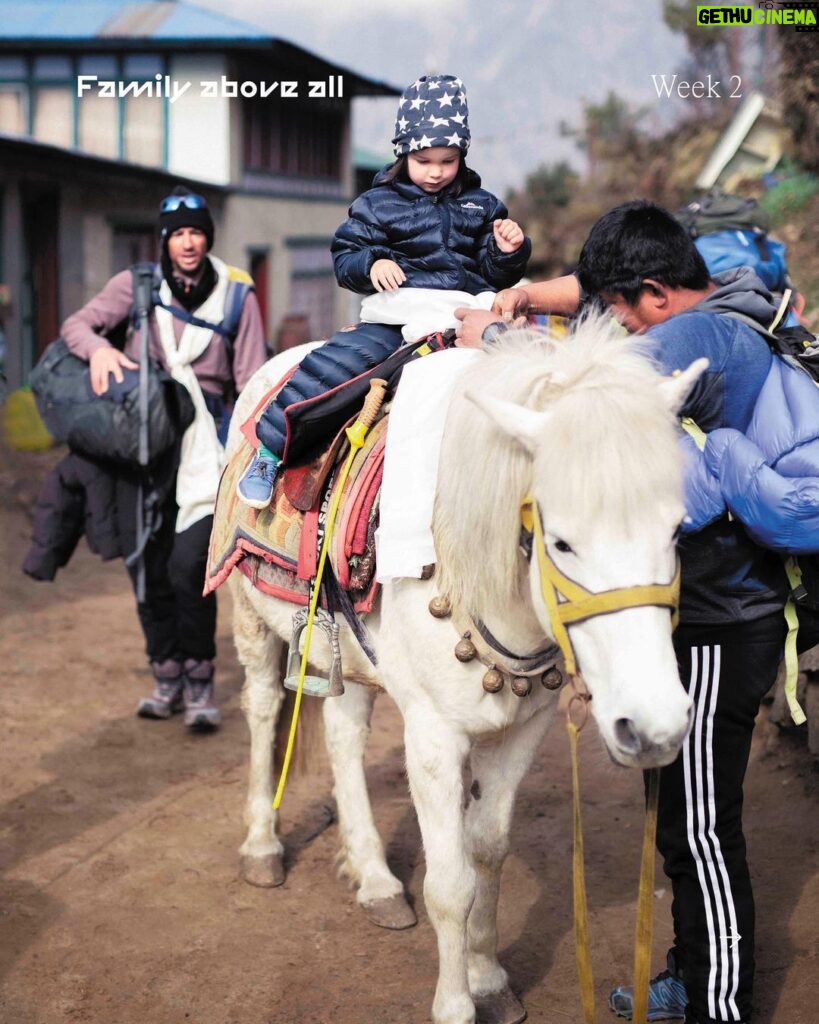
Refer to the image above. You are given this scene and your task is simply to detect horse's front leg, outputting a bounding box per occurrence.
[231,579,286,887]
[404,706,475,1024]
[322,683,415,929]
[465,707,555,1024]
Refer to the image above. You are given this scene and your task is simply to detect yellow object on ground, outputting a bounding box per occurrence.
[2,387,54,451]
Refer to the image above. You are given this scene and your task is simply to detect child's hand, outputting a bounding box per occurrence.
[493,219,525,253]
[370,259,406,292]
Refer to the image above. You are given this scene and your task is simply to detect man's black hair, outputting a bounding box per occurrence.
[577,200,711,304]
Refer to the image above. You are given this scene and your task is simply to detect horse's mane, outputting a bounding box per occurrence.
[432,316,684,619]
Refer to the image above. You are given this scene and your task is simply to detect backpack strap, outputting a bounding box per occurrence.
[152,300,240,339]
[722,291,792,336]
[134,261,254,376]
[769,288,793,332]
[680,417,707,451]
[721,304,819,384]
[782,558,808,726]
[722,309,780,341]
[219,266,255,372]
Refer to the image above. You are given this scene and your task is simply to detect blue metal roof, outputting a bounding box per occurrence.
[0,1,274,41]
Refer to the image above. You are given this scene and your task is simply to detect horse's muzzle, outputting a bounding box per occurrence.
[608,702,693,768]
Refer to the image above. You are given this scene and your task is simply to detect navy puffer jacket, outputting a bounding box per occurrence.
[22,452,122,580]
[331,167,531,296]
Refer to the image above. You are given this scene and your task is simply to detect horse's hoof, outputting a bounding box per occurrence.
[361,894,417,930]
[240,852,285,888]
[474,987,526,1024]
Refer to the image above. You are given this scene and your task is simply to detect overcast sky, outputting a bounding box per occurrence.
[194,0,713,197]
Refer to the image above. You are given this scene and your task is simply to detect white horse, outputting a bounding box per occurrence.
[226,320,705,1024]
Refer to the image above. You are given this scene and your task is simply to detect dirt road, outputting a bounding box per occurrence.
[1,445,817,1024]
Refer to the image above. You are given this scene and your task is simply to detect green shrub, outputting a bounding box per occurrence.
[760,170,819,225]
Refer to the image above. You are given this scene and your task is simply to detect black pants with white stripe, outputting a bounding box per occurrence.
[655,612,786,1024]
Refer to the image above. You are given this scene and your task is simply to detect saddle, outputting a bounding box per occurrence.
[205,330,453,612]
[205,408,386,614]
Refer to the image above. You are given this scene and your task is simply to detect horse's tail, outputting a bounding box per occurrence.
[273,657,325,780]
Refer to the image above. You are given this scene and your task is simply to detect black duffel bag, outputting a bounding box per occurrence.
[30,337,195,466]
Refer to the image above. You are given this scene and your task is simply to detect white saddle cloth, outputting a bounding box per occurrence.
[375,347,481,582]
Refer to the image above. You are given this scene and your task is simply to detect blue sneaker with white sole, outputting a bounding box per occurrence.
[609,952,688,1021]
[237,451,281,509]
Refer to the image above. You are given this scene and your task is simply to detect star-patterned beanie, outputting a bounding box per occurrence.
[392,74,470,156]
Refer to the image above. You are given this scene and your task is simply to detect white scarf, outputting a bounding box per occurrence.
[155,256,229,533]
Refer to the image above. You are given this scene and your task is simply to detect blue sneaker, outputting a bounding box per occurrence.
[609,960,688,1021]
[236,451,280,509]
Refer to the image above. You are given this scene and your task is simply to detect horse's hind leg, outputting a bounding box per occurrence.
[231,578,286,887]
[322,683,416,929]
[465,710,553,1024]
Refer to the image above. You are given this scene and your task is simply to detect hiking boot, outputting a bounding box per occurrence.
[182,658,221,731]
[137,659,184,720]
[236,451,280,509]
[609,950,688,1021]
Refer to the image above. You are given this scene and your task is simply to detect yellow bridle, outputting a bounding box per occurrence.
[520,495,680,678]
[522,493,679,1024]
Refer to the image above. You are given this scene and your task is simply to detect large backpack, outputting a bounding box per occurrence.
[676,191,790,295]
[29,337,195,466]
[30,261,254,465]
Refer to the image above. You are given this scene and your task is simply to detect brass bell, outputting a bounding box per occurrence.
[541,667,563,691]
[455,631,477,663]
[421,564,436,580]
[428,595,452,619]
[482,667,504,693]
[511,676,532,697]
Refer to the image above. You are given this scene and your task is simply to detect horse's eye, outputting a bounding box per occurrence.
[555,539,573,554]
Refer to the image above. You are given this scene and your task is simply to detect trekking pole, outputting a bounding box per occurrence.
[133,270,154,601]
[273,378,388,810]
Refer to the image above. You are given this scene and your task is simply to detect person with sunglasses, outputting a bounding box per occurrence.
[60,186,267,730]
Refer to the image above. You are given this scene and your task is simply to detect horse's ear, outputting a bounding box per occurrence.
[465,390,549,454]
[658,357,709,414]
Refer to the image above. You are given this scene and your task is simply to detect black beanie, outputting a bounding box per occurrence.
[158,188,215,251]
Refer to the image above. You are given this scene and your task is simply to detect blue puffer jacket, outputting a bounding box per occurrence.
[331,166,531,296]
[701,358,819,553]
[646,268,791,624]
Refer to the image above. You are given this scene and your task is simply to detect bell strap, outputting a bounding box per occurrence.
[471,615,561,675]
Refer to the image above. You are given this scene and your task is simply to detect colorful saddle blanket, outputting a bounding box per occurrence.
[206,330,455,610]
[205,403,386,613]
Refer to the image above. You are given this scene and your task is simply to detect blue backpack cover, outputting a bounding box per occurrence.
[694,230,789,294]
[676,191,790,295]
